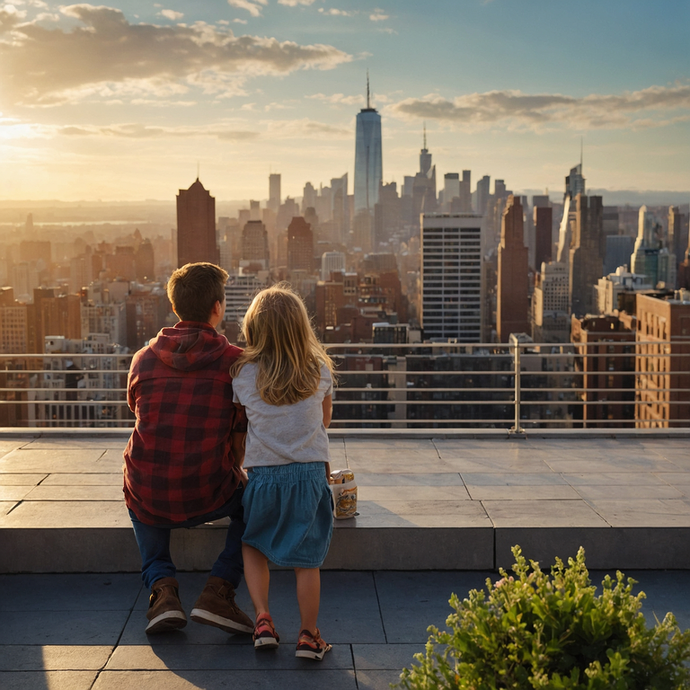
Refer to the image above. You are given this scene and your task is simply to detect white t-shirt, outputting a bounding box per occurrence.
[232,362,332,468]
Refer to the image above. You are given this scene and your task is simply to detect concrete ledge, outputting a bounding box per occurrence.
[495,527,690,570]
[3,434,690,573]
[0,523,496,573]
[5,523,690,573]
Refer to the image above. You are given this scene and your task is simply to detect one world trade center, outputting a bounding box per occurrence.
[354,76,382,251]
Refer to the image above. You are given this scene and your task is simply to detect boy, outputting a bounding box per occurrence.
[123,262,253,635]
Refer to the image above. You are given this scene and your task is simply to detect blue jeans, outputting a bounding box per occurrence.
[129,484,245,590]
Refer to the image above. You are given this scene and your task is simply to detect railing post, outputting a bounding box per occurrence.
[510,333,526,436]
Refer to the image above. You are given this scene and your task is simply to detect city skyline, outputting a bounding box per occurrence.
[0,0,689,201]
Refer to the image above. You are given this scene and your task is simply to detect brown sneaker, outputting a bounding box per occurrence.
[145,577,187,634]
[190,576,254,634]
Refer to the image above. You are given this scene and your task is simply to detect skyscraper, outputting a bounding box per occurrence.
[531,262,570,343]
[631,206,676,288]
[287,217,314,273]
[556,159,586,264]
[534,204,553,272]
[411,127,437,218]
[497,196,530,342]
[443,173,460,211]
[475,175,490,217]
[268,174,281,213]
[354,76,382,251]
[669,206,688,287]
[421,213,484,342]
[240,220,269,270]
[569,195,603,317]
[176,178,219,268]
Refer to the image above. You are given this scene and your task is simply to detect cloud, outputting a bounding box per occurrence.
[264,117,350,139]
[278,0,317,5]
[318,7,356,16]
[8,0,47,7]
[58,122,260,140]
[233,18,248,24]
[309,92,364,106]
[389,84,690,131]
[227,0,267,17]
[0,4,352,106]
[369,8,388,21]
[9,116,348,142]
[159,9,183,20]
[0,4,26,33]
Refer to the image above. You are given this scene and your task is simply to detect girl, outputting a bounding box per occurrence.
[230,284,335,661]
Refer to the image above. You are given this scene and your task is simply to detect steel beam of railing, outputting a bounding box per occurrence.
[1,340,688,430]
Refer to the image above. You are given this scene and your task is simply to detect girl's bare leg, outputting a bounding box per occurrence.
[242,544,270,618]
[294,567,321,633]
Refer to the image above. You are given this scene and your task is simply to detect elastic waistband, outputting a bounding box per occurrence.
[248,462,327,480]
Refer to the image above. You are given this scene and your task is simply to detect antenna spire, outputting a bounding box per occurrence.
[423,122,427,150]
[366,70,370,109]
[196,161,200,181]
[580,136,583,170]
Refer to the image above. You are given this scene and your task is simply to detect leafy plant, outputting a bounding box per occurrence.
[397,546,690,689]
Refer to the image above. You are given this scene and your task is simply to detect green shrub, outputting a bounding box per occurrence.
[397,546,690,690]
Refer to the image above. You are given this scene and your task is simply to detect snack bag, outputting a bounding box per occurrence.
[329,469,357,520]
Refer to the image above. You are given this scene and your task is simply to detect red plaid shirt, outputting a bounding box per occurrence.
[123,322,246,525]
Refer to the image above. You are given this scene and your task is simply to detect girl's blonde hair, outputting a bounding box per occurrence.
[231,284,334,406]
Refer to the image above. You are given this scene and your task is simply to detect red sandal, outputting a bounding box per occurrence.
[253,613,280,650]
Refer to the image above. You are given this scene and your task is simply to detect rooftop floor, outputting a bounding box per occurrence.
[1,431,690,689]
[2,568,690,689]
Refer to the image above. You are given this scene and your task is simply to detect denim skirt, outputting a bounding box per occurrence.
[242,462,334,568]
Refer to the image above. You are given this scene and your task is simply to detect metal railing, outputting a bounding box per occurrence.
[0,339,688,430]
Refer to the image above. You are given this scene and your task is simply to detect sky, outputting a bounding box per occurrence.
[0,0,689,202]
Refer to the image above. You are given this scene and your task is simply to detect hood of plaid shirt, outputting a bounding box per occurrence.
[148,321,229,372]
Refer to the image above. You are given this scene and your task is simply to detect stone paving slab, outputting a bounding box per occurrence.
[352,643,425,670]
[355,472,465,486]
[466,484,582,500]
[545,457,678,474]
[585,498,690,527]
[105,644,355,670]
[573,484,685,500]
[0,485,34,501]
[0,670,99,690]
[0,473,46,485]
[22,438,127,450]
[563,471,675,486]
[0,573,141,611]
[0,440,34,457]
[40,473,123,486]
[482,498,610,528]
[0,448,107,473]
[374,571,489,644]
[0,499,130,528]
[25,485,125,501]
[357,485,469,501]
[356,670,402,690]
[92,670,359,689]
[0,610,133,646]
[0,646,113,671]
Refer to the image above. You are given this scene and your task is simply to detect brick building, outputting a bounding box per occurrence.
[635,292,690,428]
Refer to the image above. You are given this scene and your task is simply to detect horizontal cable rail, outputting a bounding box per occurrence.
[1,340,688,430]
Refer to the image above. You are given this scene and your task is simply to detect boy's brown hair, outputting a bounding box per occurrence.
[167,262,228,323]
